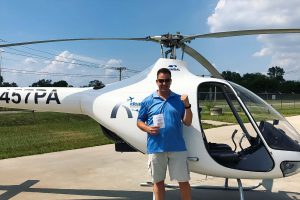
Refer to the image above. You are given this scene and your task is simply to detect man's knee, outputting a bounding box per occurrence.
[179,181,190,188]
[154,180,165,187]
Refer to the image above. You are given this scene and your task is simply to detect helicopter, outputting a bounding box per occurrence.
[0,29,300,200]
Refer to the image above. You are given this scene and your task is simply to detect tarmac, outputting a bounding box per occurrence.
[0,116,299,200]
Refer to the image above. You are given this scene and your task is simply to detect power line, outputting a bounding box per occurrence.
[3,48,141,73]
[1,67,122,78]
[3,50,107,69]
[1,38,141,73]
[21,46,105,66]
[0,38,141,81]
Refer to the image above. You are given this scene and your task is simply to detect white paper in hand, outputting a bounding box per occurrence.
[153,114,165,128]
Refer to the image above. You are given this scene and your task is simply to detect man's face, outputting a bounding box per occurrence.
[156,73,172,92]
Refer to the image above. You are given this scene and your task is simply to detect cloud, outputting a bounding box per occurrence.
[2,49,124,86]
[208,0,300,32]
[39,52,124,86]
[24,57,38,65]
[253,47,272,57]
[42,51,74,73]
[208,0,300,80]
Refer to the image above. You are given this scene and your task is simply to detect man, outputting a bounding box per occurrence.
[137,68,193,200]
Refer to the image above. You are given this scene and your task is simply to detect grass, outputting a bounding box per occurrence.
[277,107,300,116]
[201,112,248,123]
[0,106,300,159]
[200,107,300,130]
[0,112,112,159]
[202,107,300,122]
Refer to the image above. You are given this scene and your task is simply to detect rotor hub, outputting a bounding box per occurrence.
[160,33,184,49]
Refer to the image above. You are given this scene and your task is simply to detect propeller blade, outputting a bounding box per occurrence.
[0,37,151,48]
[182,28,300,43]
[182,44,223,79]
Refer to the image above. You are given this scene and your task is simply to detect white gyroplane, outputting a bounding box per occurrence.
[0,29,300,200]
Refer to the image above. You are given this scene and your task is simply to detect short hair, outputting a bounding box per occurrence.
[157,68,171,78]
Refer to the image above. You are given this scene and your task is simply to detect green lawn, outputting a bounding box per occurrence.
[201,107,300,123]
[0,112,112,159]
[0,106,300,159]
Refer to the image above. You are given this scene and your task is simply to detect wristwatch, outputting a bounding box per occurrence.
[185,104,191,109]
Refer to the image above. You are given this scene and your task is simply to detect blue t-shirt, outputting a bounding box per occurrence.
[137,91,186,154]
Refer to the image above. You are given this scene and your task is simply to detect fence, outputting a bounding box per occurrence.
[257,93,300,109]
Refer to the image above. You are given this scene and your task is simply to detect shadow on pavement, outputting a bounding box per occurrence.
[0,180,298,200]
[0,180,152,200]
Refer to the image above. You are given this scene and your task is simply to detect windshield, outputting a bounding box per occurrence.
[230,82,300,151]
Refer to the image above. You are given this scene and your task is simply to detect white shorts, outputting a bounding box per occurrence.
[148,151,190,183]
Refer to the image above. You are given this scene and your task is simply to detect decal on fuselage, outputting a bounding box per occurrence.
[0,89,61,104]
[111,96,141,119]
[168,64,180,71]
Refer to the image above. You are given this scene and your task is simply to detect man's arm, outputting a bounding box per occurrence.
[181,95,193,126]
[183,107,193,126]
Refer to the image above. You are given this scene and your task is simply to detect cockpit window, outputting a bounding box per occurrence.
[230,82,300,152]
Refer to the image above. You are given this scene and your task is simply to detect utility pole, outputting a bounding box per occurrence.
[112,67,127,81]
[0,49,3,78]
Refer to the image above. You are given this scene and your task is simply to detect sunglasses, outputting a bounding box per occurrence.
[157,79,171,83]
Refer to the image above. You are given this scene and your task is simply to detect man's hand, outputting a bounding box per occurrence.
[181,95,190,107]
[148,126,160,135]
[181,94,193,126]
[137,121,160,135]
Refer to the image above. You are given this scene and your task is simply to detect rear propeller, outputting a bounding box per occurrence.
[1,28,300,78]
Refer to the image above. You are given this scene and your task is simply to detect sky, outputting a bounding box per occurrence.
[0,0,300,87]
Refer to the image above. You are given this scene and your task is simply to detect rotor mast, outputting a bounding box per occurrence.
[159,32,184,60]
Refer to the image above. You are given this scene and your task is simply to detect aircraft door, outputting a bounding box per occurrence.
[198,82,274,172]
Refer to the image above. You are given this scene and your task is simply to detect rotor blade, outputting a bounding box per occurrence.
[182,44,223,79]
[182,28,300,43]
[0,37,151,48]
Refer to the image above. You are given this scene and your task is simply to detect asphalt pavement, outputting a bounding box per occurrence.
[0,116,299,200]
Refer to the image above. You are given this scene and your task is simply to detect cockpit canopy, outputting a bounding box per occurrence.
[231,82,300,152]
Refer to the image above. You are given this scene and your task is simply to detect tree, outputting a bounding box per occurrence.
[53,80,68,87]
[87,80,105,89]
[1,82,18,87]
[267,66,285,82]
[0,75,18,87]
[241,73,279,93]
[280,81,300,93]
[222,71,242,84]
[31,79,53,87]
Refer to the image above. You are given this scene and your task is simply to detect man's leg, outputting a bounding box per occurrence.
[149,153,168,200]
[168,151,191,200]
[153,180,165,200]
[179,181,191,200]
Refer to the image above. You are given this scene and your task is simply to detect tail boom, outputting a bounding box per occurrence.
[0,87,90,114]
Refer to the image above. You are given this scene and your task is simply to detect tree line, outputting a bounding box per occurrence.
[0,66,299,93]
[0,76,105,89]
[222,66,300,93]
